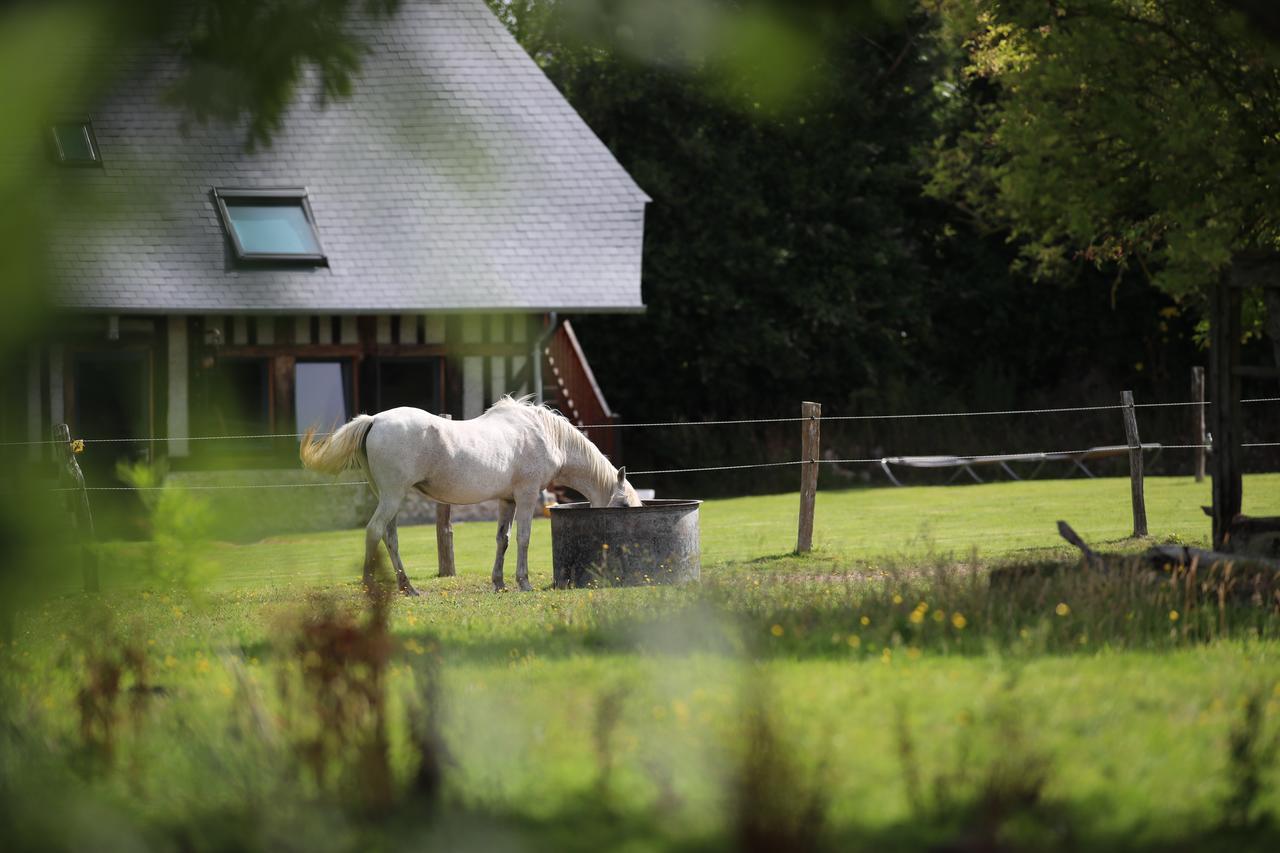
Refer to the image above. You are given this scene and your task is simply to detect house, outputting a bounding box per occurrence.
[9,0,646,526]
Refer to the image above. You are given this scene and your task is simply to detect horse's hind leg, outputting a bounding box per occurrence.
[383,515,419,597]
[491,499,516,592]
[364,493,404,591]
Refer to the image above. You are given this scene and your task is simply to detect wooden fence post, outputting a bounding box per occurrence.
[1209,277,1243,549]
[436,414,456,578]
[1121,391,1148,538]
[53,423,99,593]
[796,401,821,553]
[1191,366,1206,483]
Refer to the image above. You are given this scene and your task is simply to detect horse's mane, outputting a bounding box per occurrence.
[488,395,615,485]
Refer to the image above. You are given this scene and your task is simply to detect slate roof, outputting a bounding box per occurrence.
[49,0,648,314]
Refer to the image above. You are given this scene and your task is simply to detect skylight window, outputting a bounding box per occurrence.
[213,188,326,263]
[50,120,101,166]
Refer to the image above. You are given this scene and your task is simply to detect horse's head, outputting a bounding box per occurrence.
[608,467,643,507]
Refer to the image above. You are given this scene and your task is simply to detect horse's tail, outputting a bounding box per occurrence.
[300,414,376,475]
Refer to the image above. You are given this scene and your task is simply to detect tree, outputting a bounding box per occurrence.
[929,0,1280,341]
[487,0,1204,490]
[930,0,1280,542]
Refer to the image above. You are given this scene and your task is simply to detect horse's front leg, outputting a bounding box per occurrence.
[513,494,538,592]
[491,499,516,592]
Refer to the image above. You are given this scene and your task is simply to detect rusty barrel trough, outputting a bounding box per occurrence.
[550,499,702,588]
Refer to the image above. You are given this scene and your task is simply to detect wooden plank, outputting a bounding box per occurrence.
[255,316,274,345]
[1192,366,1206,483]
[376,315,392,345]
[796,401,821,553]
[1210,279,1244,548]
[424,315,446,344]
[340,316,359,345]
[293,315,311,345]
[167,316,190,457]
[1121,390,1148,537]
[436,414,455,578]
[53,423,98,593]
[399,313,420,345]
[272,355,296,439]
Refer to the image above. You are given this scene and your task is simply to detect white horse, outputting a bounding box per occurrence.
[300,396,641,594]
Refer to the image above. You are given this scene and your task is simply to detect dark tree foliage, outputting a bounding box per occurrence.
[490,1,1200,488]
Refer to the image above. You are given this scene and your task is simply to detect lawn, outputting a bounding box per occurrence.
[5,474,1280,851]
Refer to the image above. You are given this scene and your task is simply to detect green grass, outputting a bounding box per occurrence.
[6,474,1280,851]
[86,473,1280,590]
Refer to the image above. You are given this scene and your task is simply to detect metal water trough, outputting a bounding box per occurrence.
[550,499,702,588]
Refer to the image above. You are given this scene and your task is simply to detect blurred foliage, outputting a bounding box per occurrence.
[116,461,220,594]
[0,0,395,631]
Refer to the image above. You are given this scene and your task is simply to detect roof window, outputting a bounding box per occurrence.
[50,120,101,166]
[213,188,326,263]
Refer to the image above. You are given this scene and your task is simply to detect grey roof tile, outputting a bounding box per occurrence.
[49,0,646,314]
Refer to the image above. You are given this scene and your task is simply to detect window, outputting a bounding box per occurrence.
[376,358,443,413]
[213,188,326,262]
[50,120,101,166]
[295,361,351,433]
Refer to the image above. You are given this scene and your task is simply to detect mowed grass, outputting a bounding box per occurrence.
[6,474,1280,850]
[91,473,1279,590]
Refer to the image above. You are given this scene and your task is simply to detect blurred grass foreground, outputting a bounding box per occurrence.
[5,476,1280,850]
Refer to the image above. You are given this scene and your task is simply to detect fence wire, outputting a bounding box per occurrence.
[10,394,1272,446]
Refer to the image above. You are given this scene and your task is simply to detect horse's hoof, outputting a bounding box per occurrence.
[494,584,508,593]
[518,581,533,592]
[400,585,421,597]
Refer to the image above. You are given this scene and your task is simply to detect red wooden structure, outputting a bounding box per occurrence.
[542,319,621,462]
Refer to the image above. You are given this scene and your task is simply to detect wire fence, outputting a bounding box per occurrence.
[17,395,1279,490]
[6,395,1278,448]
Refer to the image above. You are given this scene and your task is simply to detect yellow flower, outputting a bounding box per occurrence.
[909,610,924,624]
[1169,610,1180,622]
[70,439,85,454]
[770,624,784,637]
[860,615,870,626]
[1055,602,1070,617]
[404,639,425,655]
[880,648,893,664]
[892,594,903,605]
[951,613,967,630]
[164,655,177,669]
[933,609,946,622]
[847,635,861,649]
[195,659,211,674]
[672,699,690,724]
[906,647,922,660]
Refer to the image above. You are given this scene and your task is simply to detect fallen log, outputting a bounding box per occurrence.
[1056,521,1280,574]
